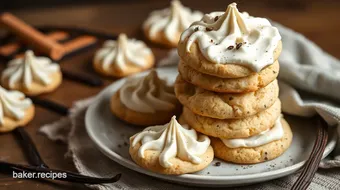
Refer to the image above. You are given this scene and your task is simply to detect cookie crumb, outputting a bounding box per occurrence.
[227,45,234,50]
[236,43,243,50]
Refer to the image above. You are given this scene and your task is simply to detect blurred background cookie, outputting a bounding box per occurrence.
[143,0,202,47]
[93,33,154,78]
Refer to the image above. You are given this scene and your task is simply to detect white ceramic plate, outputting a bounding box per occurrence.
[85,66,337,187]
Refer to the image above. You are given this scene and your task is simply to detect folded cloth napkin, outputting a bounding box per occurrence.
[40,22,340,190]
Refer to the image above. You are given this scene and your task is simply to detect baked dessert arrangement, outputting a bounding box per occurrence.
[93,33,155,78]
[110,70,181,126]
[1,50,62,96]
[143,0,203,47]
[175,3,292,164]
[0,86,35,133]
[129,116,213,174]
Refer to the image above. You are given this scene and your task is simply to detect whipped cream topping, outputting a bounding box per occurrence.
[143,0,203,43]
[0,86,32,125]
[94,34,153,72]
[120,70,178,113]
[180,3,281,72]
[221,117,284,148]
[2,50,60,89]
[131,116,210,168]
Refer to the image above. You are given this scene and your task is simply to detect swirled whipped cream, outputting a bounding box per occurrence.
[180,3,281,72]
[131,116,211,168]
[0,86,32,125]
[120,70,178,113]
[143,0,203,44]
[94,34,153,72]
[1,50,60,89]
[221,117,284,148]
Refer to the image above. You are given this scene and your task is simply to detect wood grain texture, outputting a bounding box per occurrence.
[0,0,339,189]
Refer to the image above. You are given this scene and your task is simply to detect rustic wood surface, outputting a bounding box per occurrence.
[0,0,339,189]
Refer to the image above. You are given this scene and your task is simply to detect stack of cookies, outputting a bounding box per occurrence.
[175,3,293,164]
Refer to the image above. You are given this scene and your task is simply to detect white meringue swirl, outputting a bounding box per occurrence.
[221,117,284,148]
[143,0,203,43]
[119,70,178,113]
[94,34,153,72]
[180,3,281,72]
[131,116,211,168]
[1,50,60,89]
[0,86,32,126]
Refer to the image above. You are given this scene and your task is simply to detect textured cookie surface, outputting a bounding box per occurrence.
[175,76,279,119]
[94,55,154,78]
[211,118,292,164]
[1,72,62,96]
[178,60,279,93]
[182,100,281,139]
[0,105,35,133]
[110,90,182,126]
[143,27,181,48]
[178,40,282,78]
[129,141,214,175]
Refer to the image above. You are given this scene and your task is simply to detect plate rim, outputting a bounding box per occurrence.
[85,67,337,185]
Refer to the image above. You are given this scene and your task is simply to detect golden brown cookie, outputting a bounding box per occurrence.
[178,41,282,78]
[182,100,281,139]
[93,55,154,78]
[211,118,292,164]
[93,34,155,78]
[0,105,35,133]
[1,72,62,96]
[178,60,279,93]
[110,90,182,126]
[129,141,214,175]
[175,76,279,119]
[143,27,181,48]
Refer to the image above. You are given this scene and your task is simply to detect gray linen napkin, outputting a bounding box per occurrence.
[40,22,340,189]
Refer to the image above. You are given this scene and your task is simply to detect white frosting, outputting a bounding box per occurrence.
[2,50,60,89]
[0,86,32,126]
[221,117,284,148]
[119,70,178,113]
[143,0,203,43]
[180,3,281,72]
[94,34,153,72]
[131,116,210,168]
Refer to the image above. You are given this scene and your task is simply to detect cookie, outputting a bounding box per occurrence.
[175,76,279,119]
[0,105,35,133]
[129,141,214,175]
[129,116,213,175]
[182,100,281,139]
[178,60,279,93]
[2,72,62,96]
[0,86,35,133]
[1,50,62,96]
[93,34,155,78]
[211,118,292,164]
[143,0,203,47]
[110,90,181,126]
[178,40,282,78]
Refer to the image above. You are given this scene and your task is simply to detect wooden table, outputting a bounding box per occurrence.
[0,0,339,189]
